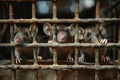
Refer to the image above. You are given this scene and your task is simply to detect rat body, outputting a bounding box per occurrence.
[43,23,75,61]
[14,25,42,63]
[78,25,110,62]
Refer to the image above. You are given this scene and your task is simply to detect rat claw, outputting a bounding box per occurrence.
[16,57,22,64]
[100,39,108,44]
[78,57,84,62]
[67,57,74,62]
[37,56,43,60]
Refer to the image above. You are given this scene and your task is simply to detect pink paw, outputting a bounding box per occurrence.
[16,57,22,64]
[78,56,84,62]
[37,56,43,60]
[67,56,74,62]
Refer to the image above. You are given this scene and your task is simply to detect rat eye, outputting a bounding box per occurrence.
[23,32,28,36]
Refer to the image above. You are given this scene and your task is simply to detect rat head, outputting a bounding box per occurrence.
[82,27,97,43]
[14,24,34,44]
[43,23,75,43]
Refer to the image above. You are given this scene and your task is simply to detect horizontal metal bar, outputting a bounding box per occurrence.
[0,18,119,24]
[0,43,120,48]
[0,64,119,70]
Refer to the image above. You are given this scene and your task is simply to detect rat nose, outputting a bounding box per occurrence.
[87,32,92,37]
[61,35,65,41]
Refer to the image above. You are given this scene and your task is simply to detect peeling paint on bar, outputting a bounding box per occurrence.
[0,18,119,23]
[0,43,119,48]
[0,65,119,70]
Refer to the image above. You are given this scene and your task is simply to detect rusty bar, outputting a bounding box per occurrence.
[95,0,100,80]
[0,43,120,48]
[9,2,14,64]
[95,71,99,80]
[32,2,36,18]
[75,70,78,80]
[95,48,99,65]
[74,24,79,65]
[9,1,14,64]
[52,24,58,65]
[9,3,14,19]
[33,48,37,64]
[57,70,62,80]
[32,23,38,64]
[95,0,100,18]
[74,0,79,19]
[0,18,120,23]
[53,0,57,19]
[9,2,16,80]
[0,65,119,70]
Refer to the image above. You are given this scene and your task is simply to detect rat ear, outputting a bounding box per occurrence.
[14,24,19,33]
[29,24,34,32]
[95,24,106,35]
[29,24,38,33]
[79,27,84,35]
[78,27,84,40]
[43,23,53,36]
[67,24,75,36]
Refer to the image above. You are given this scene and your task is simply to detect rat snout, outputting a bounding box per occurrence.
[61,35,66,41]
[57,32,67,43]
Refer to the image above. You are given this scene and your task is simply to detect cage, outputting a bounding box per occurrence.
[0,0,120,80]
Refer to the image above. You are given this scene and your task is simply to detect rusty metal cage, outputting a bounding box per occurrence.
[0,0,120,80]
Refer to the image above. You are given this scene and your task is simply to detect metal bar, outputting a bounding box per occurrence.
[95,48,99,65]
[52,24,58,65]
[0,18,119,23]
[95,0,100,80]
[74,0,79,19]
[0,65,119,70]
[53,0,57,19]
[32,2,36,19]
[74,24,79,65]
[32,2,38,65]
[95,0,100,18]
[32,3,39,80]
[0,43,119,48]
[75,70,78,80]
[9,2,16,80]
[95,71,99,80]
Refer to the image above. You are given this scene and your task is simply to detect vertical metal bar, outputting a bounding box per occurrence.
[32,2,39,80]
[95,71,99,80]
[95,0,100,80]
[75,70,78,80]
[53,0,57,19]
[95,0,100,18]
[95,49,99,80]
[74,0,79,19]
[75,24,79,65]
[52,24,57,65]
[9,2,16,80]
[32,2,36,19]
[95,48,99,65]
[74,1,79,79]
[57,70,61,80]
[32,2,38,64]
